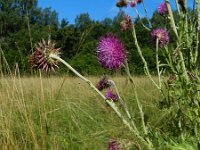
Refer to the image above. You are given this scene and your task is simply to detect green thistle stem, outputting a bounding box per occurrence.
[195,0,200,64]
[142,1,152,28]
[156,38,162,88]
[179,50,189,82]
[108,79,139,133]
[134,8,151,31]
[175,0,181,14]
[165,0,179,40]
[49,54,153,149]
[124,61,153,148]
[132,25,161,91]
[165,0,189,83]
[196,0,200,31]
[164,47,176,74]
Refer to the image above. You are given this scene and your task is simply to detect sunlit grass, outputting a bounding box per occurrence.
[0,76,163,149]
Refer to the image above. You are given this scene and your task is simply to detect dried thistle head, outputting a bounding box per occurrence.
[116,0,128,8]
[29,39,60,73]
[120,15,132,31]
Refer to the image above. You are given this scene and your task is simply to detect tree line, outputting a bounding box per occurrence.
[0,0,177,75]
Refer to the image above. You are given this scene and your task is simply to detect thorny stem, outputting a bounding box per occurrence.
[196,0,200,64]
[165,0,179,40]
[175,0,181,15]
[179,50,189,82]
[49,53,153,149]
[164,47,176,74]
[156,38,161,88]
[197,0,200,31]
[124,60,153,148]
[108,80,131,118]
[132,25,161,91]
[142,1,152,29]
[165,0,189,83]
[134,8,151,31]
[108,79,139,133]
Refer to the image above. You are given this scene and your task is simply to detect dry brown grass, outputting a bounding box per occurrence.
[0,75,162,149]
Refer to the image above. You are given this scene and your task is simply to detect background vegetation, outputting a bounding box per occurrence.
[0,76,163,149]
[0,0,177,75]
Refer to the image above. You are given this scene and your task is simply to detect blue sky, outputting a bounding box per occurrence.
[38,0,193,24]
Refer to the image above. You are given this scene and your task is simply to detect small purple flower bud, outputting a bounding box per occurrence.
[157,2,167,15]
[96,33,127,70]
[105,89,119,102]
[130,0,137,7]
[96,76,110,91]
[151,28,169,48]
[108,140,120,150]
[120,15,132,31]
[29,39,60,73]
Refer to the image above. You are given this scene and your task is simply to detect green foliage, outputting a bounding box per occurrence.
[70,41,104,75]
[0,0,174,75]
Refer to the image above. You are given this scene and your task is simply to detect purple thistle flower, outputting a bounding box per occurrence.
[29,39,60,72]
[130,0,137,7]
[151,28,169,48]
[108,140,120,150]
[96,76,110,91]
[120,15,132,31]
[157,2,167,15]
[105,89,119,102]
[96,33,127,70]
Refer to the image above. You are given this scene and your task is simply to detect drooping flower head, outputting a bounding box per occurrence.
[151,28,169,47]
[116,0,128,8]
[130,0,137,7]
[157,2,167,15]
[120,15,132,31]
[96,33,127,70]
[96,76,110,91]
[105,89,119,102]
[29,39,60,72]
[108,140,120,150]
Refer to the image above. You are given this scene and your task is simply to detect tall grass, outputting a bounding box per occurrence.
[0,75,162,149]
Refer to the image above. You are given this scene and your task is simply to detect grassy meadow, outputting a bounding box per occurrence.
[0,75,166,149]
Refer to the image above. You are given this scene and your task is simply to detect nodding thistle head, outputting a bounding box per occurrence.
[96,76,110,91]
[29,39,60,73]
[105,89,119,102]
[116,0,128,8]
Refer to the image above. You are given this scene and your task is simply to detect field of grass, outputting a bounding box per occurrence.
[0,75,165,149]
